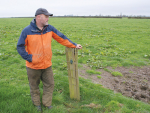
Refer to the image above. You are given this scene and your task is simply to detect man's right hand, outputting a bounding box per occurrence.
[76,44,82,49]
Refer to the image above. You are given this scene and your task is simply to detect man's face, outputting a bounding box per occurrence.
[39,14,49,26]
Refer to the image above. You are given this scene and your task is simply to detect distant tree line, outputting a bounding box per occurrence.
[11,15,150,19]
[54,15,150,19]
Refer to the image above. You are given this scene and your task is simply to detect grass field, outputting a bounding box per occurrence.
[0,17,150,113]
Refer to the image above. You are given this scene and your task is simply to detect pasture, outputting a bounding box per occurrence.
[0,17,150,112]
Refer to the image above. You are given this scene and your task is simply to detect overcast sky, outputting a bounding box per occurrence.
[0,0,150,17]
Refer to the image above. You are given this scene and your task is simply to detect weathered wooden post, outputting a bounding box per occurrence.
[65,47,80,101]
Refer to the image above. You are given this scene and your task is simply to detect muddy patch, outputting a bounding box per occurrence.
[79,64,150,104]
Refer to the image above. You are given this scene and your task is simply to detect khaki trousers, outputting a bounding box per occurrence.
[26,66,54,107]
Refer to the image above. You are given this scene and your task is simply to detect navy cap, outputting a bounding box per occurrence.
[35,8,53,16]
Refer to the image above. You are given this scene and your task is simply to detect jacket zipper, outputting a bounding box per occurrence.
[41,26,48,69]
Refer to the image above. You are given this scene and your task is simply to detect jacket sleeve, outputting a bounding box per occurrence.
[17,29,32,62]
[51,26,77,48]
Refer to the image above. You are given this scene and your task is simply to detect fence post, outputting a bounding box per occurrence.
[65,47,80,101]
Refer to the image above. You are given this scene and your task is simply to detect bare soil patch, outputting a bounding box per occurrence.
[79,64,150,104]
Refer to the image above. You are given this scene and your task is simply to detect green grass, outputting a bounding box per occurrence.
[97,75,102,79]
[104,68,112,73]
[111,71,123,77]
[0,17,150,113]
[86,70,102,75]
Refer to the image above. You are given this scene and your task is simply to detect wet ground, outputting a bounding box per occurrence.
[79,65,150,104]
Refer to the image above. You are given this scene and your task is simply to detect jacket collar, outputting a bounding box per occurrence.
[30,18,40,32]
[30,18,48,33]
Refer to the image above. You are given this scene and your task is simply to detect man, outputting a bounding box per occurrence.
[17,8,82,112]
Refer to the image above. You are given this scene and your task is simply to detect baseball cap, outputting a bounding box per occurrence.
[35,8,53,16]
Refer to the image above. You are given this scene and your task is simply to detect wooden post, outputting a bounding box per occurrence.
[65,47,80,101]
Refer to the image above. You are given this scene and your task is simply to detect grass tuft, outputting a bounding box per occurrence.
[97,75,102,79]
[111,71,123,77]
[86,70,102,75]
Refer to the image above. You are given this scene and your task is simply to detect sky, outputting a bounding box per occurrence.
[0,0,150,17]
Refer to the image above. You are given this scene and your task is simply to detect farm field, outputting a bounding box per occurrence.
[0,17,150,113]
